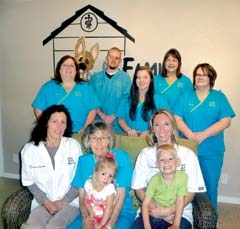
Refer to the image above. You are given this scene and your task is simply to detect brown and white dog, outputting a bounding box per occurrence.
[74,37,99,81]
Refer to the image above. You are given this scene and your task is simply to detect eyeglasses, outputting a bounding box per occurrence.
[107,55,121,61]
[89,136,109,143]
[62,64,75,69]
[195,73,208,78]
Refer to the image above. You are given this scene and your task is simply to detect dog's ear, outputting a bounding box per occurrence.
[74,37,86,59]
[90,43,100,61]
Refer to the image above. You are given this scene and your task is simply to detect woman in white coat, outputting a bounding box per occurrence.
[21,104,82,228]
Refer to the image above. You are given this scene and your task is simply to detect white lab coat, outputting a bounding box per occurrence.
[21,137,82,210]
[132,144,206,225]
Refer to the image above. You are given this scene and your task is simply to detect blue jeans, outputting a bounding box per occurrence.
[132,213,192,229]
[132,213,171,229]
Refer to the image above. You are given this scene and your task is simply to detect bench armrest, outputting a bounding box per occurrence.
[192,192,217,229]
[1,188,217,229]
[1,187,33,229]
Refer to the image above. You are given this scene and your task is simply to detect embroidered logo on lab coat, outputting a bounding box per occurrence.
[68,157,75,165]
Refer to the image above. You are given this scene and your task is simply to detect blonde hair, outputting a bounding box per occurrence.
[92,154,117,188]
[147,109,178,146]
[95,154,117,175]
[157,144,178,161]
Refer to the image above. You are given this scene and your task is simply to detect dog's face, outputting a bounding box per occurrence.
[76,52,95,75]
[74,37,99,77]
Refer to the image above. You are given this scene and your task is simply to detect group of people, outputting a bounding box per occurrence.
[20,46,235,229]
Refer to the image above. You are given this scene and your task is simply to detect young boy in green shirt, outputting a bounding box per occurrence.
[142,144,188,229]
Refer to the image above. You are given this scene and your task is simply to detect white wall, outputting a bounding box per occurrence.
[0,104,3,176]
[0,26,3,176]
[0,0,239,203]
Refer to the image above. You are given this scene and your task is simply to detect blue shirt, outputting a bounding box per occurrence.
[32,80,100,133]
[154,74,192,110]
[174,89,235,156]
[72,149,135,215]
[116,94,170,132]
[90,70,131,132]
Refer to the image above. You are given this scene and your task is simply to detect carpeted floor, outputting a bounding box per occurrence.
[218,202,240,229]
[0,177,240,229]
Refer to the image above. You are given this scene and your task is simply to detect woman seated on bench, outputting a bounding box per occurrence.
[21,104,82,228]
[132,109,206,229]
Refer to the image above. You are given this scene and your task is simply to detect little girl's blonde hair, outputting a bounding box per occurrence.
[95,153,117,175]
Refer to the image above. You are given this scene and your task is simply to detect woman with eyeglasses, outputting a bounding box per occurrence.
[173,63,235,216]
[68,121,135,229]
[32,55,100,133]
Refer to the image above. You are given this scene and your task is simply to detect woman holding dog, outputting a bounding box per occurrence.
[154,48,192,110]
[116,66,170,137]
[32,55,100,133]
[68,121,136,229]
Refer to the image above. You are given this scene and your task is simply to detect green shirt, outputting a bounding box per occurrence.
[146,170,188,207]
